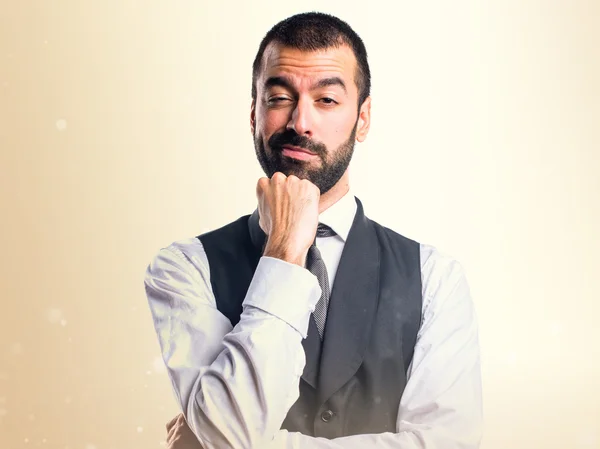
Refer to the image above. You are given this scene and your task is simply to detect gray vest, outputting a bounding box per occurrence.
[197,197,422,439]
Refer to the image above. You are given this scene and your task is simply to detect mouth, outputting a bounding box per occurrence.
[280,145,318,161]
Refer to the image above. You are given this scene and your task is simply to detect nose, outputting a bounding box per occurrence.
[286,98,313,137]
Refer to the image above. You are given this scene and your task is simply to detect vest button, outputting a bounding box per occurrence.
[321,410,334,422]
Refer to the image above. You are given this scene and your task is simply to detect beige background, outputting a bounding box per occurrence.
[1,1,599,448]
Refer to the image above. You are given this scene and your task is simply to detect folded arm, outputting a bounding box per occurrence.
[147,242,482,449]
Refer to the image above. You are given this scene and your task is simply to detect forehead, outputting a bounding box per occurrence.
[259,42,358,90]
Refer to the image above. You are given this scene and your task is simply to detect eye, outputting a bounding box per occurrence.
[267,97,290,104]
[319,97,338,105]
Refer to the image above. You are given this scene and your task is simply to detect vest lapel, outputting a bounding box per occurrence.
[247,208,322,389]
[317,197,381,403]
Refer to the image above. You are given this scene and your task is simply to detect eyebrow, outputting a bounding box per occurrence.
[313,76,347,93]
[264,76,347,94]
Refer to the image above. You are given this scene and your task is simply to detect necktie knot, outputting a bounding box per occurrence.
[316,223,337,238]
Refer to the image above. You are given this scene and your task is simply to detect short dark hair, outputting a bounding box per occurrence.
[251,12,371,108]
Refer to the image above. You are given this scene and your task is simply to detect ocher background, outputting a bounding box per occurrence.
[1,1,599,448]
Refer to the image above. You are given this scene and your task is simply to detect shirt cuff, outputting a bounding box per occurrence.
[242,256,322,338]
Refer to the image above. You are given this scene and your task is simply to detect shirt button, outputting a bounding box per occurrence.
[321,410,334,422]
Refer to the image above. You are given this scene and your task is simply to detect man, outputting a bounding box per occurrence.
[144,11,483,449]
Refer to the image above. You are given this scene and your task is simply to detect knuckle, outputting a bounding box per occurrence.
[257,177,268,189]
[272,171,286,181]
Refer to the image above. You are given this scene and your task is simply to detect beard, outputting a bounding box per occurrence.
[254,121,357,195]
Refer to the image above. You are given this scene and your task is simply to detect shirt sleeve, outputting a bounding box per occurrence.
[144,238,322,449]
[267,244,484,449]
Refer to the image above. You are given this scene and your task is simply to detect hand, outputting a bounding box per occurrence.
[165,413,203,449]
[256,172,320,266]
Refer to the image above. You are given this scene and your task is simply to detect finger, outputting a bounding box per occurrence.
[256,177,269,196]
[271,171,286,183]
[166,414,180,431]
[167,420,181,442]
[167,414,185,438]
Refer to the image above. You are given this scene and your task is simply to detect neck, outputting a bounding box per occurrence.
[318,171,351,215]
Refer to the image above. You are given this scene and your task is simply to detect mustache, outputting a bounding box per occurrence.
[268,130,327,157]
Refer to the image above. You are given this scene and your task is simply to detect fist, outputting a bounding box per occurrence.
[256,172,320,266]
[165,413,202,449]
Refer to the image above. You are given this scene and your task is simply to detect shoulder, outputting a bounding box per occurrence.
[144,237,210,291]
[144,211,253,283]
[146,236,207,269]
[419,243,468,300]
[370,214,471,316]
[142,236,223,316]
[371,220,469,299]
[418,242,475,334]
[363,212,476,331]
[366,217,465,287]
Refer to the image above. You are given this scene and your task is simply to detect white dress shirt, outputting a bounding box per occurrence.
[144,189,483,449]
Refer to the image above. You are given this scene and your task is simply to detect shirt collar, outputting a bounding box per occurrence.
[318,188,357,242]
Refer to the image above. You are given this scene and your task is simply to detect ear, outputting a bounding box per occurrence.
[355,96,371,143]
[250,99,256,135]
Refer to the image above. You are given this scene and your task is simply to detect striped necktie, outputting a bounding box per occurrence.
[306,223,337,339]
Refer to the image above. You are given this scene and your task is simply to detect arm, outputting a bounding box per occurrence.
[267,245,483,449]
[144,239,321,449]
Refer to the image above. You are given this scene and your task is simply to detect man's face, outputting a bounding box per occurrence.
[251,43,370,194]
